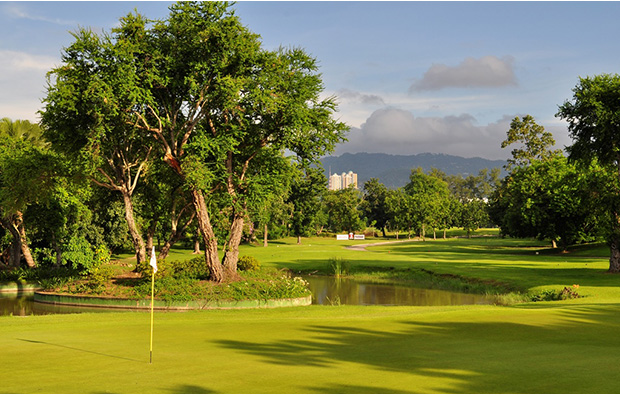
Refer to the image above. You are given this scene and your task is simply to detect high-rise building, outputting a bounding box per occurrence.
[328,171,358,190]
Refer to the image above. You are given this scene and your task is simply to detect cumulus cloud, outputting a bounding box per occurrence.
[410,55,517,92]
[335,108,516,159]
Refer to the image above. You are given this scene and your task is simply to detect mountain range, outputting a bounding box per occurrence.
[319,152,507,189]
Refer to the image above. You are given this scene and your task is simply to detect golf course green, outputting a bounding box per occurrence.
[3,232,620,393]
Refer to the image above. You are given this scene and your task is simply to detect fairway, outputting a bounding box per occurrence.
[3,234,620,393]
[3,303,620,393]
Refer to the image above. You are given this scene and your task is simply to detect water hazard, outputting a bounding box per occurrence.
[303,276,494,306]
[1,277,493,316]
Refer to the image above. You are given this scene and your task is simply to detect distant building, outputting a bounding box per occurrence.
[328,171,358,190]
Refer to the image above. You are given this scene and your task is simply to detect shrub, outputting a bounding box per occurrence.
[172,257,209,280]
[237,255,260,271]
[531,285,581,302]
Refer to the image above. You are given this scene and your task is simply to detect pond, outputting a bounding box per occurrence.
[0,277,493,316]
[303,276,494,306]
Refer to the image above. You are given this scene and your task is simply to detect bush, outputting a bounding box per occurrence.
[237,255,260,271]
[172,256,209,280]
[531,285,581,302]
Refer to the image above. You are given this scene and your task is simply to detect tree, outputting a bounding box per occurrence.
[385,188,415,239]
[489,154,603,249]
[557,73,620,271]
[360,178,390,237]
[324,186,365,234]
[287,165,326,244]
[501,115,560,171]
[404,168,451,239]
[41,2,347,282]
[41,21,154,267]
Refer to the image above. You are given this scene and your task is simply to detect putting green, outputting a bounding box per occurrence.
[2,303,620,393]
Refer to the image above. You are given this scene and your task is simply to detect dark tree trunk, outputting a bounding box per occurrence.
[51,232,62,267]
[190,189,223,283]
[609,233,620,273]
[122,190,146,266]
[1,215,21,267]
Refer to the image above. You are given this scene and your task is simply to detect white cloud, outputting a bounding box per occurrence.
[0,50,59,121]
[4,3,76,26]
[335,108,516,160]
[410,55,518,92]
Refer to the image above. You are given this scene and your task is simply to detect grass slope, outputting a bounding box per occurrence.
[4,231,620,393]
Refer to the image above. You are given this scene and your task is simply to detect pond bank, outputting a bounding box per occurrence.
[33,291,312,311]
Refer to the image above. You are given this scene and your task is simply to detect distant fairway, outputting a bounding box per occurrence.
[4,233,620,393]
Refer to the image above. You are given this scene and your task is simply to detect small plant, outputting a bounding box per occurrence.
[237,255,261,271]
[531,285,581,302]
[328,257,350,277]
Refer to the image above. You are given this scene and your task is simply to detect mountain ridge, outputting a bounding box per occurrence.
[319,152,507,189]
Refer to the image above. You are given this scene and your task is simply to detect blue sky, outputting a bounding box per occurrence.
[1,1,619,160]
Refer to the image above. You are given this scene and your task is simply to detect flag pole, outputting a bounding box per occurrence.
[150,268,155,364]
[149,246,157,364]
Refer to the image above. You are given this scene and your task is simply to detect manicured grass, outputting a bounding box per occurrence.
[3,303,620,393]
[5,230,620,393]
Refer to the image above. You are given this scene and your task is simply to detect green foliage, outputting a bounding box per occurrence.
[328,257,350,277]
[323,186,365,233]
[237,255,261,271]
[530,285,581,302]
[501,115,560,171]
[131,267,310,303]
[137,255,209,280]
[489,154,606,249]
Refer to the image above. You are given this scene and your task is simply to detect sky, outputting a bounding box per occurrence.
[1,1,620,160]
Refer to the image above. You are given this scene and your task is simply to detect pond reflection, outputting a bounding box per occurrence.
[0,292,37,316]
[303,276,493,306]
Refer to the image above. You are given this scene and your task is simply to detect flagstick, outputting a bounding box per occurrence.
[149,268,155,364]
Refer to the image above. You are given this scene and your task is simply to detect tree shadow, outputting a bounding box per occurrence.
[215,304,620,393]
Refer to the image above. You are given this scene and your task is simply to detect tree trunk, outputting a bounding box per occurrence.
[551,239,557,249]
[159,213,195,260]
[1,215,21,267]
[263,223,268,247]
[146,219,157,256]
[221,213,244,281]
[51,232,62,267]
[381,226,386,238]
[297,235,302,245]
[609,233,620,273]
[121,190,146,266]
[193,228,201,254]
[190,189,223,282]
[443,228,447,239]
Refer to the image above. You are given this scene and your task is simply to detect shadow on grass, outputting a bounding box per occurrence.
[215,304,620,393]
[169,384,214,394]
[17,338,143,363]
